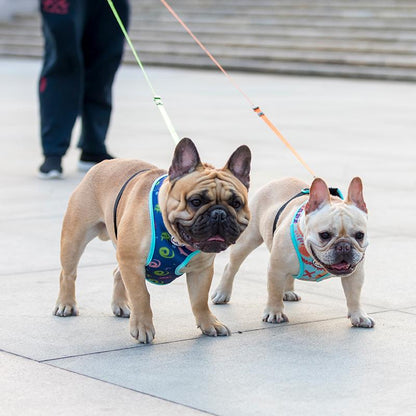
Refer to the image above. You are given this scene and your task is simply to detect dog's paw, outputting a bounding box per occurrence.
[53,302,79,317]
[198,316,231,337]
[211,288,231,304]
[262,309,288,324]
[283,291,301,302]
[129,315,155,344]
[349,312,375,328]
[111,302,130,318]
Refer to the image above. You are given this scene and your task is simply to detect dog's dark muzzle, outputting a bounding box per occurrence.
[317,240,361,276]
[331,240,355,264]
[186,205,241,253]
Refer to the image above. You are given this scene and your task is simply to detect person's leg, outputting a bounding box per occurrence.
[38,0,86,169]
[77,0,129,164]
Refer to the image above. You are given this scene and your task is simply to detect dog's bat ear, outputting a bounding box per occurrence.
[305,177,330,215]
[169,138,202,181]
[346,177,368,213]
[224,145,251,189]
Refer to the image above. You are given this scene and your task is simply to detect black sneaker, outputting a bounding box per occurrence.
[78,151,114,172]
[38,156,63,179]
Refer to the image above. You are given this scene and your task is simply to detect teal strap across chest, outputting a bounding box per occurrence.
[290,203,332,282]
[284,187,344,282]
[145,175,200,285]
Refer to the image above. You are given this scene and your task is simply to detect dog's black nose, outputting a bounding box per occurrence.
[210,207,227,223]
[335,241,351,253]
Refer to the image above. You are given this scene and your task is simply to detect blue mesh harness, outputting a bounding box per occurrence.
[145,175,201,285]
[113,173,201,285]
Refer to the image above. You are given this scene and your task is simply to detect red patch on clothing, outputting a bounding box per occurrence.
[41,0,69,14]
[39,77,47,93]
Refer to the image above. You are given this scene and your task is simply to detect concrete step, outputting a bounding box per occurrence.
[128,53,416,81]
[131,14,416,29]
[0,40,416,69]
[11,11,416,33]
[1,0,415,80]
[3,36,415,69]
[2,29,415,56]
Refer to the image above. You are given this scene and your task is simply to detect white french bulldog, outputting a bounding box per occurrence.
[212,176,375,328]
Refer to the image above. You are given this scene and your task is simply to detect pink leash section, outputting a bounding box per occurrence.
[160,0,316,177]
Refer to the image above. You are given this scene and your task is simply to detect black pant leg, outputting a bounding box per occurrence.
[77,0,130,154]
[38,0,86,157]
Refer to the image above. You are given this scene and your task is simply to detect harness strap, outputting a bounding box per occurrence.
[272,187,343,234]
[272,190,309,234]
[113,169,150,239]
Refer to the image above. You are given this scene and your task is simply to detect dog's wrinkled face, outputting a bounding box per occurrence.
[303,177,368,276]
[160,138,251,253]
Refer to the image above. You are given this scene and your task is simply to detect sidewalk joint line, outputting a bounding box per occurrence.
[38,312,383,363]
[0,349,216,416]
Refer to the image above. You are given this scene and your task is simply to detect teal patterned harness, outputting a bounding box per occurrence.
[290,202,332,282]
[145,175,201,285]
[272,187,344,282]
[290,188,344,281]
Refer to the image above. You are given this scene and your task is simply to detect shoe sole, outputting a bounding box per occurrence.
[78,160,96,172]
[38,170,63,180]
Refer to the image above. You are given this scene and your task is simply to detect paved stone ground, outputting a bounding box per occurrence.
[0,58,415,415]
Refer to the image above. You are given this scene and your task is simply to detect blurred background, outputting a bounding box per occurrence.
[1,0,416,81]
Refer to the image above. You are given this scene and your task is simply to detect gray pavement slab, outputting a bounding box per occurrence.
[47,311,415,416]
[0,351,204,416]
[1,57,415,415]
[0,250,383,362]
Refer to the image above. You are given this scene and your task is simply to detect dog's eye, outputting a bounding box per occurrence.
[319,232,332,241]
[231,200,242,210]
[189,198,202,208]
[355,231,365,241]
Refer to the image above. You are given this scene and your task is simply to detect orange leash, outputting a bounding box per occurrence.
[160,0,316,177]
[252,107,316,177]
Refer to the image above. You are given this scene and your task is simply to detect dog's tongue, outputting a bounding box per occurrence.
[331,261,350,271]
[208,235,225,242]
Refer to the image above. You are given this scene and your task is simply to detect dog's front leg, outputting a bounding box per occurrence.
[118,261,155,343]
[187,266,231,337]
[341,265,375,328]
[212,230,263,305]
[263,256,290,323]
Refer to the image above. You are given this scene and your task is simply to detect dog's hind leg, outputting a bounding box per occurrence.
[211,224,263,304]
[54,198,105,317]
[283,278,301,301]
[111,266,130,317]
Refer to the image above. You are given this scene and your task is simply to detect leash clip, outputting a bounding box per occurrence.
[252,106,264,117]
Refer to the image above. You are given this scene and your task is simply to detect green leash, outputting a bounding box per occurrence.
[106,0,180,144]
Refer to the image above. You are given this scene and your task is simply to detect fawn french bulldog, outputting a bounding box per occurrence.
[54,138,251,343]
